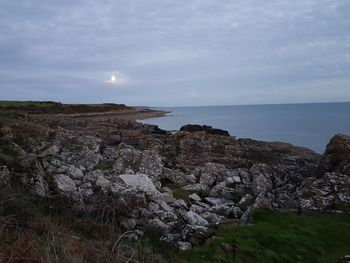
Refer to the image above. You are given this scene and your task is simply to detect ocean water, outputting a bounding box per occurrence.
[142,102,350,154]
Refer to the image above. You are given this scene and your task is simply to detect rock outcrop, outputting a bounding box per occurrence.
[1,112,349,249]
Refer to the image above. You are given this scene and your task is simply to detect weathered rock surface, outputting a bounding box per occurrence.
[2,112,349,249]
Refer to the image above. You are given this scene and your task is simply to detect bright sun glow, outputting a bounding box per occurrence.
[110,75,117,83]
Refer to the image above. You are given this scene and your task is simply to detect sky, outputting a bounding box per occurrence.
[0,0,350,107]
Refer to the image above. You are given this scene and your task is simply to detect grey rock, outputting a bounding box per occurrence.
[149,218,170,233]
[139,150,163,180]
[200,212,222,224]
[190,203,210,214]
[182,225,214,246]
[172,199,188,210]
[176,241,192,251]
[120,217,136,230]
[102,147,120,159]
[78,182,94,198]
[183,183,210,192]
[39,145,60,157]
[47,159,84,179]
[188,193,202,202]
[119,173,160,195]
[162,167,196,186]
[95,175,112,193]
[199,162,226,186]
[0,166,10,186]
[160,234,181,244]
[182,211,209,226]
[52,174,79,199]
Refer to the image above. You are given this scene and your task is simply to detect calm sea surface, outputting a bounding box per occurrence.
[142,102,350,154]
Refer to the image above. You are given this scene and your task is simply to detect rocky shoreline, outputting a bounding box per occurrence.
[0,105,349,252]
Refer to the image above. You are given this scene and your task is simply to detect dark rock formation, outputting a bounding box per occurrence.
[1,110,349,249]
[180,124,230,137]
[319,134,350,176]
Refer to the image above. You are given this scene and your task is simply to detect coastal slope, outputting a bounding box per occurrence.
[0,103,349,262]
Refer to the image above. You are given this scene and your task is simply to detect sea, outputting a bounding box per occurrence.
[141,102,350,154]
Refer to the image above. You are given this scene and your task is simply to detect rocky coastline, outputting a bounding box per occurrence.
[0,104,349,257]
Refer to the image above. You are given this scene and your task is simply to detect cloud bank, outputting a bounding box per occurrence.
[0,0,349,106]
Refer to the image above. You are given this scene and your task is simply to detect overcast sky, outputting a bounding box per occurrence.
[0,0,349,106]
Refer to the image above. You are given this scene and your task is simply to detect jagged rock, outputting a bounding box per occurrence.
[172,199,188,210]
[102,147,120,159]
[189,193,202,202]
[0,166,10,186]
[199,162,226,186]
[204,197,234,207]
[226,170,242,187]
[95,175,112,193]
[299,172,350,211]
[119,173,159,195]
[238,194,254,209]
[149,218,170,233]
[319,134,350,176]
[39,145,60,157]
[78,182,94,198]
[46,159,84,179]
[250,164,273,195]
[120,217,136,230]
[151,192,174,203]
[176,241,192,251]
[52,174,79,200]
[84,170,103,183]
[182,225,214,246]
[180,124,230,137]
[225,206,243,218]
[33,175,49,197]
[183,183,210,192]
[200,212,222,224]
[190,203,211,214]
[139,150,163,180]
[161,167,196,186]
[181,211,209,226]
[161,234,181,244]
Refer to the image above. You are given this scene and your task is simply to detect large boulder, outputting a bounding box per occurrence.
[181,211,209,226]
[299,172,350,211]
[119,173,160,195]
[319,134,350,176]
[139,150,163,180]
[46,159,84,179]
[199,162,226,186]
[52,174,81,201]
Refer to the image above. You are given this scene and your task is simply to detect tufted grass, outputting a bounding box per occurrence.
[173,209,350,263]
[94,160,115,170]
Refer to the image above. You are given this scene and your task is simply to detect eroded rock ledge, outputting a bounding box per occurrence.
[0,114,349,250]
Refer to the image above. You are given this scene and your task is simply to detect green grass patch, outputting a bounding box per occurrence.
[172,188,193,202]
[94,160,115,170]
[0,100,56,107]
[0,101,130,114]
[174,209,350,263]
[0,138,20,157]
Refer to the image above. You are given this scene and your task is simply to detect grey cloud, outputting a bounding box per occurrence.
[0,0,349,106]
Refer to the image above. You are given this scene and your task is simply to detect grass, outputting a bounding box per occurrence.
[0,188,169,263]
[0,141,19,157]
[172,188,193,202]
[94,160,115,170]
[171,187,209,203]
[0,100,130,114]
[0,100,57,107]
[174,209,350,263]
